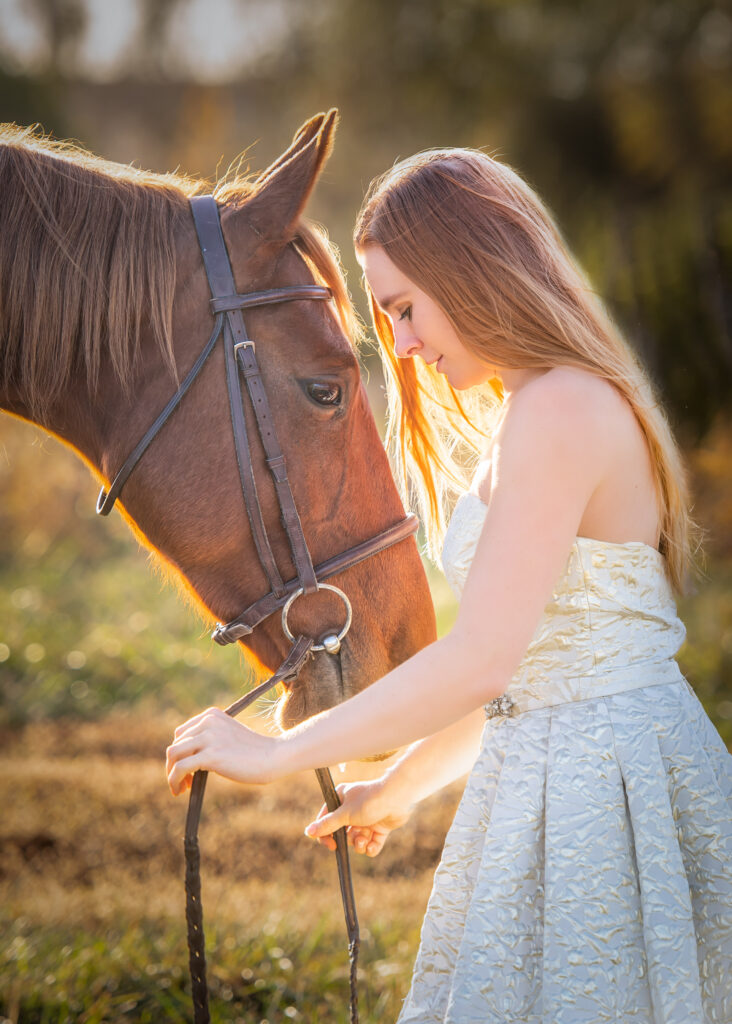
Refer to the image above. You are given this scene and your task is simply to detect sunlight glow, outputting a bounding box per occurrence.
[0,0,48,73]
[0,0,292,82]
[80,0,142,80]
[164,0,290,82]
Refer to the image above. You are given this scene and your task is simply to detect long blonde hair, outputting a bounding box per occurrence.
[355,148,697,594]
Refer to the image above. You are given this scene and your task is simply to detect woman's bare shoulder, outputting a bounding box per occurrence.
[502,366,627,442]
[480,368,629,493]
[522,365,623,406]
[474,367,638,507]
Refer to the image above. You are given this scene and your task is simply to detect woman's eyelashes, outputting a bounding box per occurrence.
[398,305,412,322]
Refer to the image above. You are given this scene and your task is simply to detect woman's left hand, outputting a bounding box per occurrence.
[166,707,285,795]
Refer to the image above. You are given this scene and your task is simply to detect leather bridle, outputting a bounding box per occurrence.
[95,195,419,1024]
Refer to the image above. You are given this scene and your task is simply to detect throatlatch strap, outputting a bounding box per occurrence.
[96,315,223,516]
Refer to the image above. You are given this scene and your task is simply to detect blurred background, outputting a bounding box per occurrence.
[1,2,731,1022]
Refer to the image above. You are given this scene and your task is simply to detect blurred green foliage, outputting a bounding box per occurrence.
[1,0,729,436]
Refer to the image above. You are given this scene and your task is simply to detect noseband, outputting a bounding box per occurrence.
[95,195,419,1023]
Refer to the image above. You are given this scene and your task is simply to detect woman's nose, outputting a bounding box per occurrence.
[393,325,421,360]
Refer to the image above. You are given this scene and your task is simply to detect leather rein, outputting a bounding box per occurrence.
[95,195,419,1024]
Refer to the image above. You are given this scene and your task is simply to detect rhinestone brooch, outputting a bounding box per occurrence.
[485,694,515,719]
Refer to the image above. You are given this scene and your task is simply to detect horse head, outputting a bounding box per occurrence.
[0,112,436,746]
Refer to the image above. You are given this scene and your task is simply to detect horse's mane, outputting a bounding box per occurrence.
[0,123,356,420]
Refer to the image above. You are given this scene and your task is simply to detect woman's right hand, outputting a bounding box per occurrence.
[304,777,414,857]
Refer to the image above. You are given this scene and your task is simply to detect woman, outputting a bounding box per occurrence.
[167,149,732,1022]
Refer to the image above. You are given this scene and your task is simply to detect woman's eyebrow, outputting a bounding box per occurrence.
[378,292,408,311]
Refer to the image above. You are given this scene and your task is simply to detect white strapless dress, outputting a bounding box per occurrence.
[396,491,732,1024]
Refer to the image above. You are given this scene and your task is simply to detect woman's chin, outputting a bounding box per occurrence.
[452,370,493,391]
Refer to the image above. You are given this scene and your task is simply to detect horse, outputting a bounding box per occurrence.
[0,111,435,732]
[0,110,437,1021]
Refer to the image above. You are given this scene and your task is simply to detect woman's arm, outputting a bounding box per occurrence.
[381,707,487,805]
[166,371,607,793]
[167,632,490,791]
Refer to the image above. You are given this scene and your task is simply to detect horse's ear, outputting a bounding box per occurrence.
[221,110,338,256]
[256,112,330,187]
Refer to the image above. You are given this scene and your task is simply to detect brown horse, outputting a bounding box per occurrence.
[0,111,435,739]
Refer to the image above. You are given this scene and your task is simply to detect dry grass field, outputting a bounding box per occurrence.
[1,711,465,1023]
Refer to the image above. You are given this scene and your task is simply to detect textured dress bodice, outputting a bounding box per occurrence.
[442,490,687,713]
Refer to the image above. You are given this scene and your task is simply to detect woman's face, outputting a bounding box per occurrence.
[358,245,495,390]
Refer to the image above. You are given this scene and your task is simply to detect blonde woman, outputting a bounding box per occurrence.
[167,149,732,1022]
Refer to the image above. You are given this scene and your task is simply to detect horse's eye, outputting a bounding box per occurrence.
[307,382,342,406]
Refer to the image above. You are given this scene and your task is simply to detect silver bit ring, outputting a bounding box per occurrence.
[281,583,353,653]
